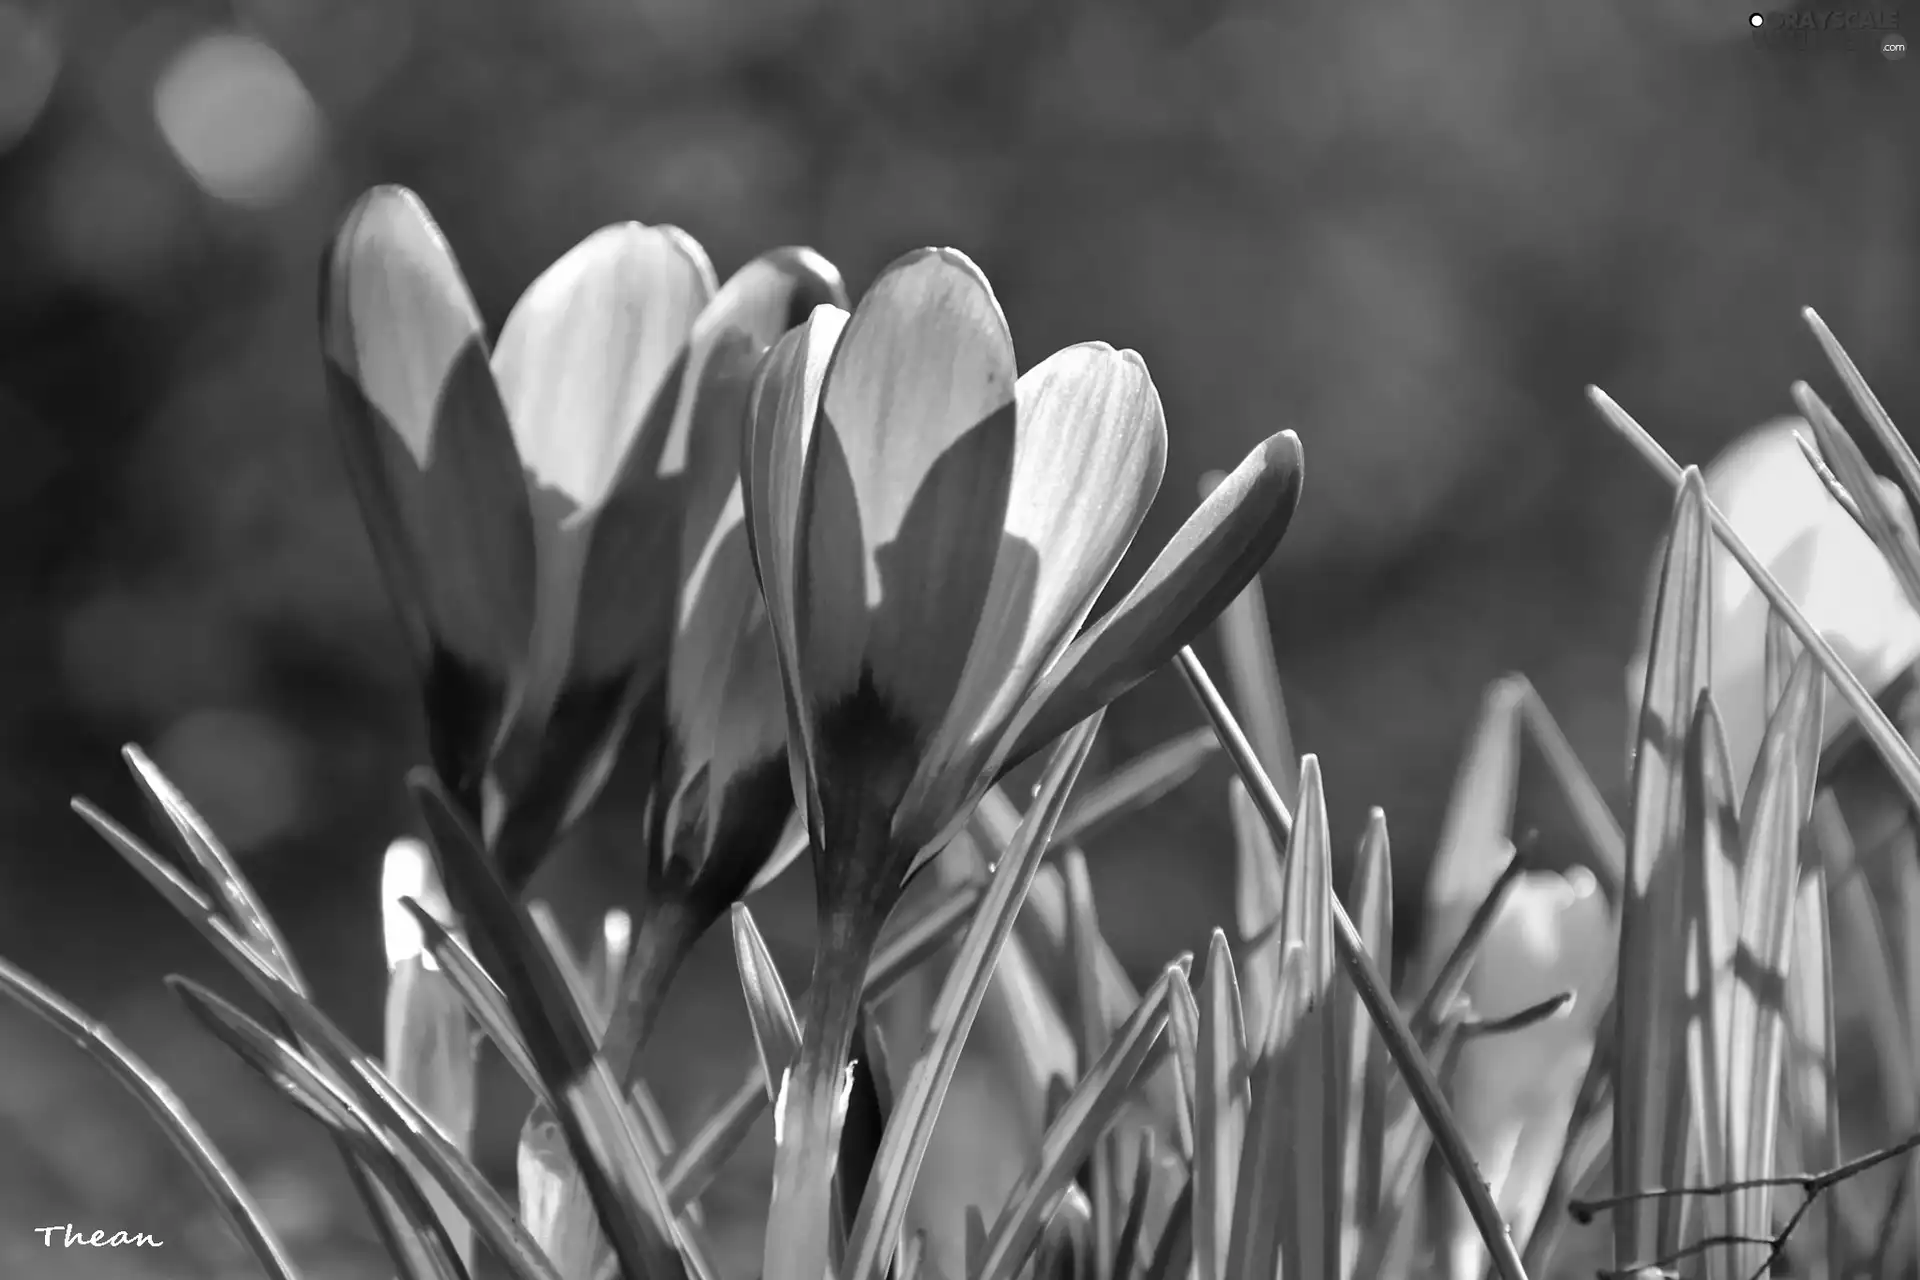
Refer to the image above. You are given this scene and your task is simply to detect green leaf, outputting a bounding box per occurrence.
[1227,755,1340,1280]
[171,977,469,1280]
[1059,848,1123,1277]
[1706,651,1823,1278]
[400,897,541,1090]
[1190,928,1249,1280]
[1797,384,1920,612]
[732,902,803,1099]
[1110,1132,1160,1280]
[1052,728,1219,848]
[1614,465,1715,1265]
[975,963,1182,1280]
[124,745,302,980]
[1590,384,1920,838]
[659,878,983,1213]
[1339,810,1393,1275]
[0,958,304,1280]
[1803,307,1920,518]
[1214,560,1299,806]
[1782,863,1845,1279]
[1034,1184,1094,1280]
[1677,692,1746,1276]
[174,902,563,1280]
[1139,1175,1196,1280]
[411,773,692,1280]
[1227,778,1285,1053]
[842,713,1105,1280]
[72,790,458,1276]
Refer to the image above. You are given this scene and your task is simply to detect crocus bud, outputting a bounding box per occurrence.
[1625,417,1920,793]
[320,187,536,802]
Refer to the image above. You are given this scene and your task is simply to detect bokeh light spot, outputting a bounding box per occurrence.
[152,707,307,856]
[153,31,322,208]
[0,3,60,154]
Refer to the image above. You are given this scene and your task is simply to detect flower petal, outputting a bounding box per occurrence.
[659,484,793,898]
[491,224,715,724]
[746,307,851,836]
[493,223,716,511]
[665,246,848,488]
[804,247,1019,736]
[900,343,1166,849]
[1003,430,1304,769]
[319,185,535,768]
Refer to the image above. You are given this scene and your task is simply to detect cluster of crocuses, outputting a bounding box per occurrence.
[322,187,1303,1280]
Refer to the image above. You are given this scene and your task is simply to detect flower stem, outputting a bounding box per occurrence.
[764,799,896,1280]
[601,892,706,1088]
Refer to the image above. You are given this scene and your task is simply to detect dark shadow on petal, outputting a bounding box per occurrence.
[323,338,534,811]
[572,352,692,687]
[867,400,1022,727]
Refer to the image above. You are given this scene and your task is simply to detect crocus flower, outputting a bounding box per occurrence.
[743,247,1304,1280]
[595,246,849,1080]
[322,186,718,884]
[1441,860,1613,1278]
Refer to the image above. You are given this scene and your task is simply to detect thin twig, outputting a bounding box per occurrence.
[1574,1126,1920,1279]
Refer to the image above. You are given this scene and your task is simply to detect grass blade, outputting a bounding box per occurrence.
[1227,778,1285,1053]
[1614,466,1715,1265]
[936,827,1078,1141]
[73,794,491,1274]
[1341,809,1393,1275]
[1677,693,1743,1276]
[0,957,303,1280]
[1710,652,1824,1277]
[842,713,1105,1280]
[115,751,431,1270]
[171,977,469,1280]
[411,773,689,1280]
[1191,928,1249,1280]
[1060,848,1123,1279]
[400,897,541,1089]
[1227,755,1341,1280]
[1797,384,1920,611]
[1053,729,1219,848]
[1783,863,1845,1279]
[1512,679,1627,897]
[1034,1185,1094,1280]
[1590,384,1920,822]
[975,962,1183,1280]
[732,902,803,1098]
[1215,566,1300,806]
[1111,1131,1160,1280]
[1803,308,1920,511]
[660,880,984,1212]
[122,745,300,979]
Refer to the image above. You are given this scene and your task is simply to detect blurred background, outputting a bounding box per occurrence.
[0,0,1914,1274]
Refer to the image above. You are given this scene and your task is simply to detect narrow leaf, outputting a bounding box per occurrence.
[0,958,303,1280]
[1191,928,1249,1280]
[1614,465,1714,1264]
[842,713,1105,1280]
[1214,565,1300,806]
[733,902,803,1099]
[975,963,1181,1280]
